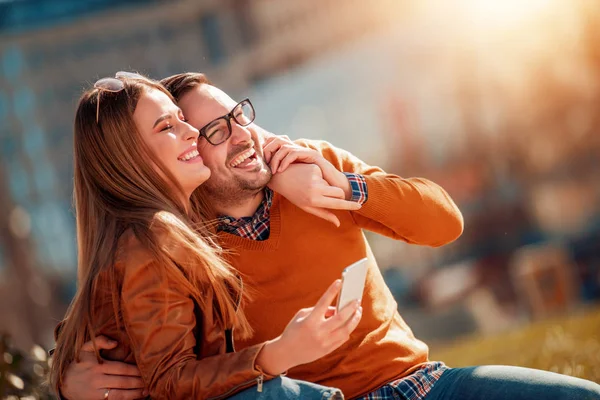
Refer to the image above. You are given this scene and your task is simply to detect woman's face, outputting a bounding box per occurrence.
[133,88,211,198]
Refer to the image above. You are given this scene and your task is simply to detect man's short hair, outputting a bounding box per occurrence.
[160,72,211,101]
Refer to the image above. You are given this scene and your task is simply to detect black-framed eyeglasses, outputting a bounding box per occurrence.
[199,99,255,146]
[94,71,145,124]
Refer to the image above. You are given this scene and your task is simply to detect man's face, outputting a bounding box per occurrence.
[178,84,271,206]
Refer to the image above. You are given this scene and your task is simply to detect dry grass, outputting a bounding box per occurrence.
[429,305,600,383]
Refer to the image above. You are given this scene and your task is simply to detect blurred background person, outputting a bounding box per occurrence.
[1,0,600,398]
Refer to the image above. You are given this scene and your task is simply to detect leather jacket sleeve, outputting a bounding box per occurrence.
[119,256,266,400]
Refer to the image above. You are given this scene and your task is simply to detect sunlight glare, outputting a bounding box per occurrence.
[462,0,554,30]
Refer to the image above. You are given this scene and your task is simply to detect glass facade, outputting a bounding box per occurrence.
[0,0,242,278]
[0,0,160,34]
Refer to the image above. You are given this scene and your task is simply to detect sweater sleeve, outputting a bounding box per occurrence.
[294,139,464,247]
[119,257,266,399]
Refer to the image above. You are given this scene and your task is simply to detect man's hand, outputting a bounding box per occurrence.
[268,163,360,227]
[61,336,146,400]
[263,136,353,198]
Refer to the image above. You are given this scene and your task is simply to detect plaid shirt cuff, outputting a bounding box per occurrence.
[343,173,368,205]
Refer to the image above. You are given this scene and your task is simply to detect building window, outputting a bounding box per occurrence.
[200,13,225,64]
[2,45,24,80]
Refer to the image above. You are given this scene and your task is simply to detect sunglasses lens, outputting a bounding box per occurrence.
[115,71,145,80]
[94,77,124,92]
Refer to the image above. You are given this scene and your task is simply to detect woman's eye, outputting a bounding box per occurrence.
[161,124,174,132]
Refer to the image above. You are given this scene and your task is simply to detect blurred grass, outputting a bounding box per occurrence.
[430,305,600,383]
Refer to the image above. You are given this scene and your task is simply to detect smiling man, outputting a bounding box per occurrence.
[58,73,600,400]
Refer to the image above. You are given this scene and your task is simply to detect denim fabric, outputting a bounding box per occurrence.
[229,376,344,400]
[423,366,600,400]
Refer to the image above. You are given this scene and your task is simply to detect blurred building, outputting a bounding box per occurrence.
[1,0,600,349]
[0,0,407,347]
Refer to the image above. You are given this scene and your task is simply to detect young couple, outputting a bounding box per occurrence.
[50,72,600,400]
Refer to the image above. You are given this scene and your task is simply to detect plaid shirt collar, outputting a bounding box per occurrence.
[216,173,368,242]
[217,188,273,241]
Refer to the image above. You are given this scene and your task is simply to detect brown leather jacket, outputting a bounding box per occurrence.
[83,231,269,399]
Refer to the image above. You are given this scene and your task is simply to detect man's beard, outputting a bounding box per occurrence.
[201,165,272,210]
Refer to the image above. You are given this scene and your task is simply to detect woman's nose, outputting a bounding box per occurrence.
[183,123,199,142]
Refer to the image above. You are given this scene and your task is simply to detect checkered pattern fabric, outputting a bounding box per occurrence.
[217,174,367,239]
[359,362,449,400]
[344,172,368,204]
[217,188,273,241]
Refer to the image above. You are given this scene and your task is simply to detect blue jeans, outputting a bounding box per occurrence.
[229,376,343,400]
[424,366,600,400]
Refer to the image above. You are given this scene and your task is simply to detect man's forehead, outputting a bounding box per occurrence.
[178,84,237,128]
[181,85,236,110]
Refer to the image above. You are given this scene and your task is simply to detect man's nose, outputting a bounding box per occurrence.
[229,121,252,145]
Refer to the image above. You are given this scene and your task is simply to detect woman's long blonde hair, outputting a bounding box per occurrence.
[49,76,251,394]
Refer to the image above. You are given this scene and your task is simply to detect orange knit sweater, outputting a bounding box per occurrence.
[218,140,463,399]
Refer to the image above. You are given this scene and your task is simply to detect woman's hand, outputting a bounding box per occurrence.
[60,336,146,400]
[268,164,360,227]
[255,280,363,375]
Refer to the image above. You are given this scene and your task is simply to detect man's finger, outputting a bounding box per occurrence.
[103,375,145,390]
[309,280,342,320]
[319,185,346,200]
[101,360,143,377]
[81,336,117,352]
[313,196,362,211]
[105,388,146,400]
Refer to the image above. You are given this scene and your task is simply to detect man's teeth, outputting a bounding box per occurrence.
[230,148,256,167]
[179,149,199,161]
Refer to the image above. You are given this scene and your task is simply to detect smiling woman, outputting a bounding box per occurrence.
[46,74,261,399]
[131,87,210,198]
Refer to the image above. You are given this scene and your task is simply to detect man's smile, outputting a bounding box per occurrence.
[230,147,258,168]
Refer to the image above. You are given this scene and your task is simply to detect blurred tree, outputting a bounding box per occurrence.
[0,162,48,349]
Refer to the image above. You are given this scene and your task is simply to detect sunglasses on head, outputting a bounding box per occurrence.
[94,71,146,124]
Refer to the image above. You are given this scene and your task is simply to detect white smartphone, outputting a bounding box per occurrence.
[336,258,368,313]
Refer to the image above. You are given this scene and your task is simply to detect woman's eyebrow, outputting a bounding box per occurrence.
[153,114,171,128]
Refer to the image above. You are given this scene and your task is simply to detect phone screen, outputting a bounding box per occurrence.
[336,258,368,312]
